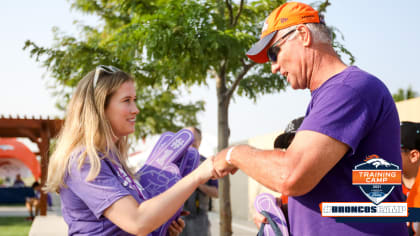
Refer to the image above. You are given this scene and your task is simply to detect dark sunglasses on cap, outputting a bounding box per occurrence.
[93,65,121,89]
[267,29,297,62]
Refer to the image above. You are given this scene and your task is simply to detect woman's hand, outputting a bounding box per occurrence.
[168,217,185,236]
[213,147,238,177]
[194,157,220,184]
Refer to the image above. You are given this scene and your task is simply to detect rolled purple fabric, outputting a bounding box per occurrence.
[254,193,289,236]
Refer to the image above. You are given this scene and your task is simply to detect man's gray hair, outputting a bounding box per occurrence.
[305,23,332,45]
[279,23,332,45]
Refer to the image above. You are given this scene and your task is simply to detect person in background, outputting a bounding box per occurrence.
[180,127,218,236]
[213,2,407,235]
[25,182,41,220]
[4,177,11,187]
[13,174,25,187]
[273,117,304,150]
[43,65,219,236]
[400,121,420,236]
[25,181,52,220]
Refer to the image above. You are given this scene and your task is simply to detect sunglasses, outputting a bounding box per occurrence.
[93,65,121,89]
[267,29,297,62]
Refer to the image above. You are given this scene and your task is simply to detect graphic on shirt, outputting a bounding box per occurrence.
[352,154,402,205]
[321,154,407,217]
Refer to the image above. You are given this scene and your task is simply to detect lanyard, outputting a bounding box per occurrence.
[109,160,145,200]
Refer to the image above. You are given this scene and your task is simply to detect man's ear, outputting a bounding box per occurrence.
[409,149,420,164]
[297,24,312,47]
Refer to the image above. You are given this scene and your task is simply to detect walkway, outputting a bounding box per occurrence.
[209,211,258,236]
[0,206,257,235]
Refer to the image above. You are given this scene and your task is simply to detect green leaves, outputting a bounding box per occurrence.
[393,86,419,102]
[134,87,204,138]
[237,63,286,102]
[24,0,352,138]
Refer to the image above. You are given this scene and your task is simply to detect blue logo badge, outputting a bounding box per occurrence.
[352,155,401,205]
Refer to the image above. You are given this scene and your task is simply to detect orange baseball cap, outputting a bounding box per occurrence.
[246,2,320,63]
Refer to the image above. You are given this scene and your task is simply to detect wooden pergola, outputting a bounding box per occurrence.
[0,115,63,215]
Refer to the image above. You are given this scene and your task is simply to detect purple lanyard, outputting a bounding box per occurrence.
[110,161,145,200]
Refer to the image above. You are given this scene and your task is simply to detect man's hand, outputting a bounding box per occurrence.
[213,147,238,177]
[168,217,185,236]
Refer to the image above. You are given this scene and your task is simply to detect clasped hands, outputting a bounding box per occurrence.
[200,147,239,181]
[205,147,272,230]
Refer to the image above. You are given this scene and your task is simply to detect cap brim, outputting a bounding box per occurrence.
[273,132,295,149]
[246,31,277,64]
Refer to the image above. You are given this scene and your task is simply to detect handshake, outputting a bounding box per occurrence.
[195,146,241,182]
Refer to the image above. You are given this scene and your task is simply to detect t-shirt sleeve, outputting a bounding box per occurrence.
[66,157,131,219]
[299,84,372,154]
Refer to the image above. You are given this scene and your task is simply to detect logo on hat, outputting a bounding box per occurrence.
[262,17,269,33]
[352,154,401,205]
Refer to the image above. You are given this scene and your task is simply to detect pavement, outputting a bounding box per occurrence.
[209,211,258,236]
[0,205,67,236]
[0,206,257,236]
[0,205,28,217]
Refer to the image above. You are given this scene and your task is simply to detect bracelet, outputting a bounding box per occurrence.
[225,146,236,164]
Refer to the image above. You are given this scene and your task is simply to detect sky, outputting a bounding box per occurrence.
[1,1,420,156]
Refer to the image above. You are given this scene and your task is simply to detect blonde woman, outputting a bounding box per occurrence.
[45,66,217,236]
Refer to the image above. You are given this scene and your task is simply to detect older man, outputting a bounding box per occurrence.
[213,2,406,235]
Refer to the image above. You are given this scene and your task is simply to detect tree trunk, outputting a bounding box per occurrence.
[216,71,232,236]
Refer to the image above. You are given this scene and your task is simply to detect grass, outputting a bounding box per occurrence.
[0,217,32,236]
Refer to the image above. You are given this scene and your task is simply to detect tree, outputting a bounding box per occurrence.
[24,0,353,235]
[393,86,419,102]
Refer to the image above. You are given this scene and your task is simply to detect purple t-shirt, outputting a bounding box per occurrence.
[60,150,144,235]
[289,66,407,235]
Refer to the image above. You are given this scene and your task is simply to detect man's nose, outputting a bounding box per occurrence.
[271,61,281,74]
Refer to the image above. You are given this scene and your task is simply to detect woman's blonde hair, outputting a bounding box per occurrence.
[44,67,135,193]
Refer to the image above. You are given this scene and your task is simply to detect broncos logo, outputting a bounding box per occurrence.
[364,154,391,168]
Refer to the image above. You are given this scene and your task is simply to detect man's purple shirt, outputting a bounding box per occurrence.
[288,66,407,235]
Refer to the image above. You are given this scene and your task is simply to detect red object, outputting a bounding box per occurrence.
[0,138,41,180]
